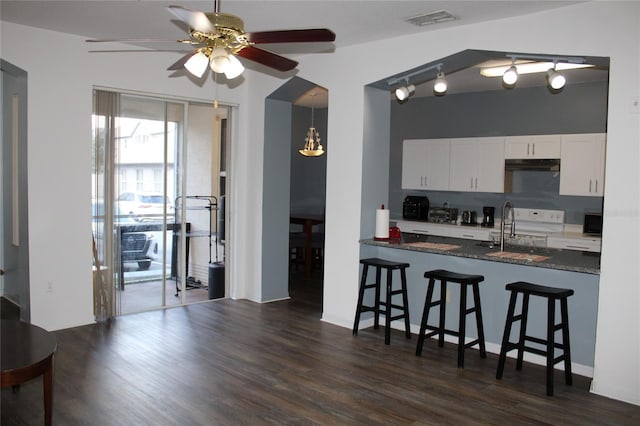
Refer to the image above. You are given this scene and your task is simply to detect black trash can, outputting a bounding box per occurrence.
[208,262,225,299]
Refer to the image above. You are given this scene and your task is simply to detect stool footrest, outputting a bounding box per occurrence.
[463,339,482,350]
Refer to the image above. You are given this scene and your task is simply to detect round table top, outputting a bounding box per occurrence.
[1,320,57,373]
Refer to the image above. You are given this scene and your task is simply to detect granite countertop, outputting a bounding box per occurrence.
[361,233,600,275]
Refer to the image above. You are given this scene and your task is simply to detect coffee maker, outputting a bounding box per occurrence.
[482,206,495,228]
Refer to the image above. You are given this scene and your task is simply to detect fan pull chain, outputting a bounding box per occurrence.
[213,71,219,109]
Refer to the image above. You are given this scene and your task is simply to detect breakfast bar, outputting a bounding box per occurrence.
[359,234,600,375]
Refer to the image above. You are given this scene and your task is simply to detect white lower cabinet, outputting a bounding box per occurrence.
[559,133,606,196]
[449,137,505,192]
[547,235,601,253]
[395,220,451,237]
[449,227,490,241]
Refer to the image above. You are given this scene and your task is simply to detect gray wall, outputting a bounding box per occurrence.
[290,105,327,216]
[262,99,292,301]
[388,81,608,224]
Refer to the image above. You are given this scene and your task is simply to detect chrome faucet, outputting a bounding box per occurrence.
[500,201,516,251]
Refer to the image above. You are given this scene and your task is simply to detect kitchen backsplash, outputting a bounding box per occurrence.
[396,170,603,225]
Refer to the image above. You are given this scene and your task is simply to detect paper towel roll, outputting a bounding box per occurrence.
[375,208,389,240]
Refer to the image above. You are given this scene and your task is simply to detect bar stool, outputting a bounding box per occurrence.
[352,258,411,345]
[416,269,486,368]
[496,281,574,396]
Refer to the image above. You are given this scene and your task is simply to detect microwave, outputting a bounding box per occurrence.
[583,213,603,235]
[402,196,430,222]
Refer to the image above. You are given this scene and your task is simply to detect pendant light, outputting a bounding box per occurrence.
[299,93,324,157]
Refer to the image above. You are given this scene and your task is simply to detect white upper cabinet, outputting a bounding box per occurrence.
[449,137,505,192]
[401,139,450,190]
[504,135,561,159]
[559,133,606,196]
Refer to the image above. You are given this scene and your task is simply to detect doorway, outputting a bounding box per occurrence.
[1,59,30,322]
[263,77,327,311]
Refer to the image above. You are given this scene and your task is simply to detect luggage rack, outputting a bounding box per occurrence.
[172,195,218,295]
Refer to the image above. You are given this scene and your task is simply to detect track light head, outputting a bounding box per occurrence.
[433,72,447,95]
[546,67,566,90]
[502,65,518,86]
[395,84,415,102]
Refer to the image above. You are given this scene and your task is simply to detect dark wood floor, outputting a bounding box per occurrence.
[2,272,639,425]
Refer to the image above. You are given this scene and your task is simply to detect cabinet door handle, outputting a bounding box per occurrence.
[475,177,478,189]
[595,179,598,193]
[470,177,474,189]
[527,143,530,156]
[589,180,592,193]
[532,143,535,156]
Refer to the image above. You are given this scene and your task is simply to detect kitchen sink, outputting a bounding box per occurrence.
[476,241,560,255]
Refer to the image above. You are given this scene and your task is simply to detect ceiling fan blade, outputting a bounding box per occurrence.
[167,5,215,33]
[167,50,198,71]
[245,29,336,44]
[86,38,186,43]
[236,46,298,72]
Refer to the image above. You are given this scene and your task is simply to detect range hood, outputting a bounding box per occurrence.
[505,158,560,172]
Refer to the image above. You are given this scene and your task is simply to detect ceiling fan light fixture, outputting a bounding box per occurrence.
[394,84,415,102]
[547,67,566,90]
[433,72,447,94]
[184,50,210,78]
[224,54,245,79]
[210,47,231,73]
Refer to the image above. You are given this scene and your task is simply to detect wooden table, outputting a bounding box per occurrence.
[290,214,324,277]
[1,320,57,426]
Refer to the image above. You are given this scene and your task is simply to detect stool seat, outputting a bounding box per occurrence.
[506,281,574,299]
[360,258,410,270]
[496,281,574,396]
[416,269,486,368]
[424,269,484,283]
[353,258,411,345]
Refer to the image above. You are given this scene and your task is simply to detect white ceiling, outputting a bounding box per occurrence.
[2,0,607,106]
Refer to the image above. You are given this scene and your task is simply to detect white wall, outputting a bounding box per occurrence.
[289,2,639,405]
[1,1,638,405]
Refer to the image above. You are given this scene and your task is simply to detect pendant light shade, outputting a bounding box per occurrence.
[184,50,210,78]
[209,47,231,73]
[224,54,245,79]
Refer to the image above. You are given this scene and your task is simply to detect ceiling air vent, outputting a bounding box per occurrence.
[405,10,457,26]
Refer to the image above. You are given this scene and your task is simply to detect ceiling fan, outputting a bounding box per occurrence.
[87,1,335,80]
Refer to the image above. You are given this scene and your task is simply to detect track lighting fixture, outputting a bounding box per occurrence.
[433,71,447,94]
[502,62,518,86]
[546,66,566,90]
[395,84,415,102]
[480,53,591,92]
[388,62,446,101]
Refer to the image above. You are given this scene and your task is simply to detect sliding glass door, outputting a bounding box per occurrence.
[92,90,227,317]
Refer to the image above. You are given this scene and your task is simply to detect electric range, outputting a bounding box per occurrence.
[490,208,565,248]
